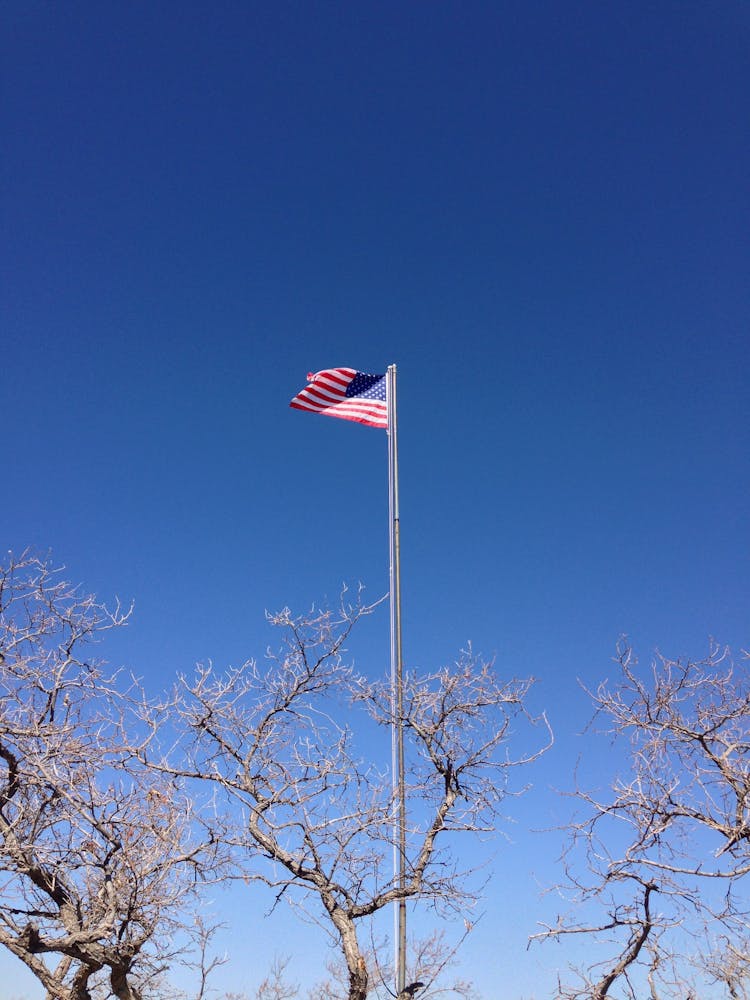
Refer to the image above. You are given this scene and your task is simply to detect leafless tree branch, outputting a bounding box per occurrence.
[141,605,550,1000]
[0,553,220,1000]
[533,641,750,999]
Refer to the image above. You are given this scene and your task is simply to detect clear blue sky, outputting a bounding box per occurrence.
[2,2,749,997]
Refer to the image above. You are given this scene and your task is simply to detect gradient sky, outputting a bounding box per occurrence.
[2,2,749,997]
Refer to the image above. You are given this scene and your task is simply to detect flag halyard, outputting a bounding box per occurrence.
[290,368,388,428]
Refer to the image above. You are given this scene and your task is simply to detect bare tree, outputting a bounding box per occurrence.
[306,928,479,999]
[212,955,301,1000]
[222,929,476,1000]
[253,955,299,1000]
[532,641,750,999]
[0,554,217,1000]
[141,599,550,1000]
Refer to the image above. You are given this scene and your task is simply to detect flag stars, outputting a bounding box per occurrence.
[347,373,386,401]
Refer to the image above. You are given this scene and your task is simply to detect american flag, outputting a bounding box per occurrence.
[290,368,388,429]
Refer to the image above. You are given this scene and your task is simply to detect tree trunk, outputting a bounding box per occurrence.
[110,964,141,1000]
[331,910,368,1000]
[346,954,368,1000]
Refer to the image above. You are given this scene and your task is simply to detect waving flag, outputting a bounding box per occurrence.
[290,368,388,428]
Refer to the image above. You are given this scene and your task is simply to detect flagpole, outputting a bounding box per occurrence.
[387,364,407,997]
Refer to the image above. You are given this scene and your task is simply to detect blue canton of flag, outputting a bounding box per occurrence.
[346,372,386,402]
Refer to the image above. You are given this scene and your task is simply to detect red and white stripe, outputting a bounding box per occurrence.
[290,368,388,429]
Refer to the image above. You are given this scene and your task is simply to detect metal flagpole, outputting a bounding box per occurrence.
[387,364,407,997]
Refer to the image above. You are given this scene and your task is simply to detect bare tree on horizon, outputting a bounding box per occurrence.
[532,641,750,1000]
[140,596,551,1000]
[0,554,221,1000]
